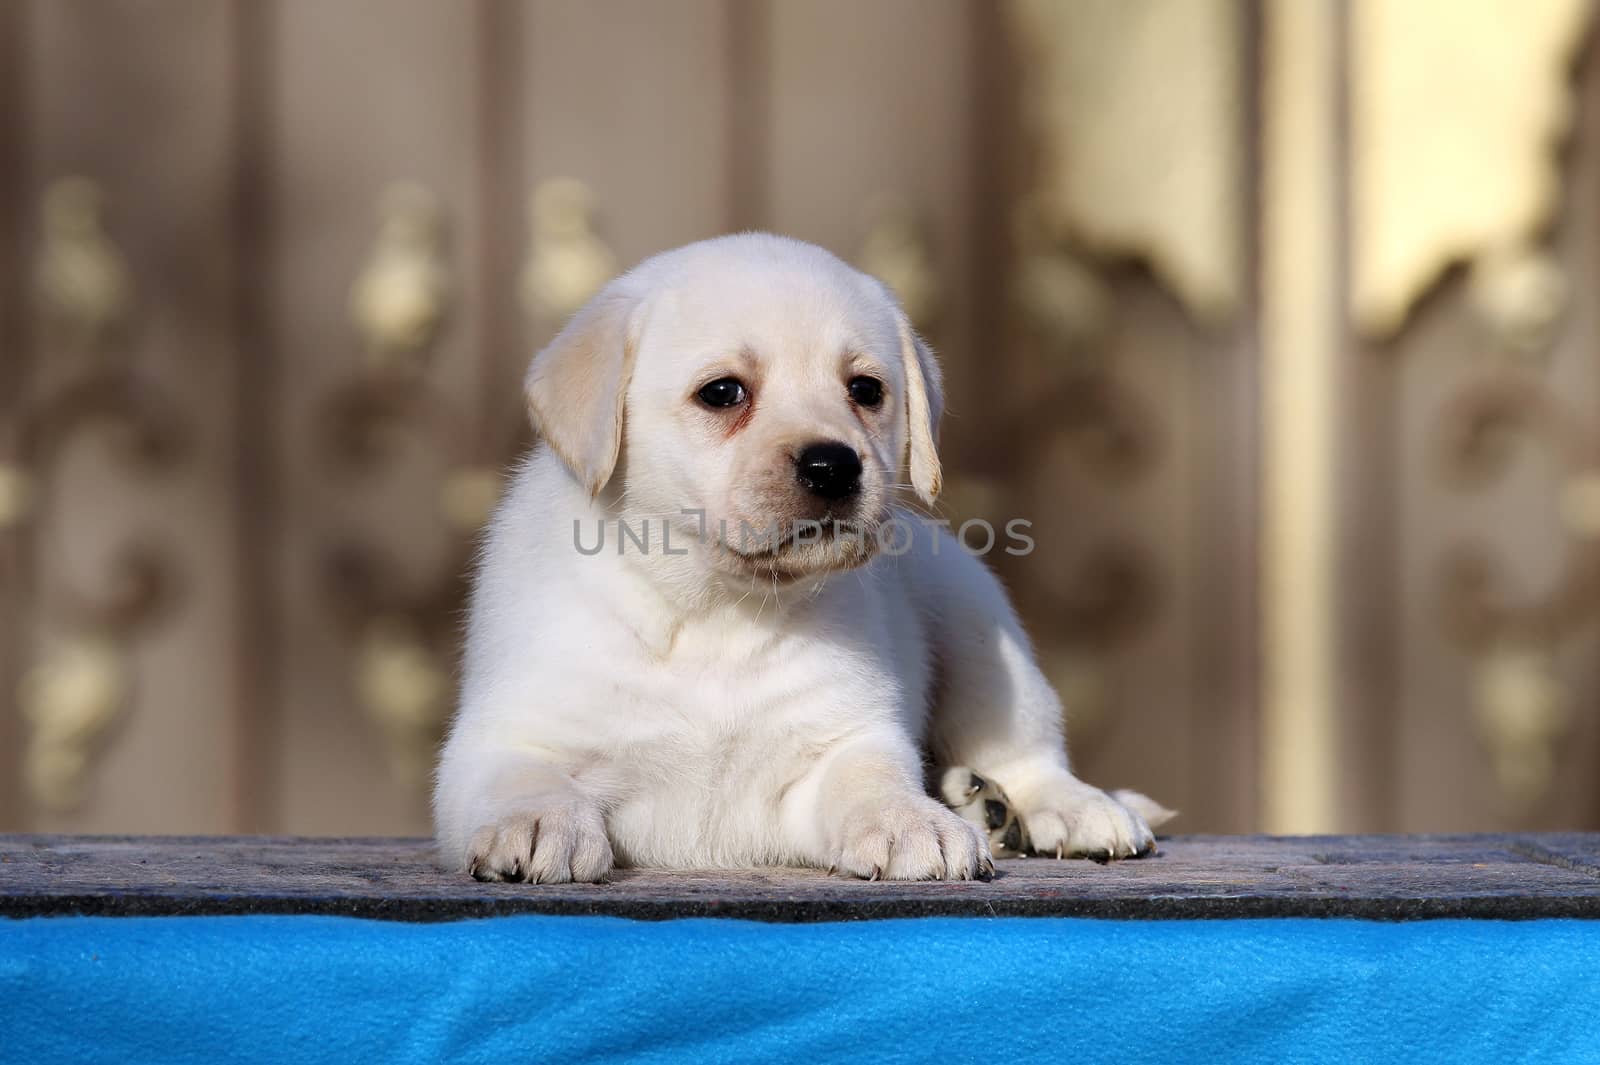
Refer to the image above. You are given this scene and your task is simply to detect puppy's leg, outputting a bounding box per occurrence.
[434,744,613,884]
[782,733,993,880]
[909,533,1166,860]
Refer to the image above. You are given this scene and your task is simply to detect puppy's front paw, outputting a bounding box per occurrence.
[1021,783,1155,862]
[464,802,613,884]
[832,797,994,881]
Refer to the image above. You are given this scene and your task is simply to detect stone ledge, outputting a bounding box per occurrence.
[3,833,1599,922]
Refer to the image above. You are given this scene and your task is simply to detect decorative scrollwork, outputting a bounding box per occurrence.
[356,615,453,788]
[10,178,189,812]
[1018,372,1163,483]
[350,182,450,374]
[327,183,508,789]
[319,373,466,470]
[993,289,1166,723]
[18,637,126,812]
[0,463,31,531]
[34,177,134,351]
[1433,372,1599,650]
[322,536,468,790]
[520,178,615,323]
[1039,543,1163,746]
[1010,265,1165,752]
[1011,240,1113,350]
[1472,641,1569,810]
[1048,543,1163,650]
[1468,248,1570,358]
[1433,362,1599,807]
[19,374,188,636]
[438,467,502,534]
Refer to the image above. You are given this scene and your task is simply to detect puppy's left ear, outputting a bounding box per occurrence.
[893,308,944,506]
[524,286,640,497]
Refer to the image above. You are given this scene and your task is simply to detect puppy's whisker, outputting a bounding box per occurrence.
[887,499,946,524]
[753,581,772,626]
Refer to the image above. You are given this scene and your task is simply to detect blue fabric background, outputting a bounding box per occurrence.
[2,915,1598,1064]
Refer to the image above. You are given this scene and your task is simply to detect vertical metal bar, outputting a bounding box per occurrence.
[1261,0,1342,832]
[725,0,770,233]
[477,0,522,459]
[0,0,32,830]
[230,0,279,833]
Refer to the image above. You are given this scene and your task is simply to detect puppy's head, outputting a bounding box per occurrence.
[525,234,942,585]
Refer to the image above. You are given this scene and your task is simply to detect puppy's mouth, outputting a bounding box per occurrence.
[723,533,798,563]
[716,514,882,579]
[720,523,829,562]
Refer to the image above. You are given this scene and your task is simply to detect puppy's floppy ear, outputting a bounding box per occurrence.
[892,307,944,506]
[525,286,640,497]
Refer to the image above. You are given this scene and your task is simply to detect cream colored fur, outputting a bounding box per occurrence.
[434,233,1165,883]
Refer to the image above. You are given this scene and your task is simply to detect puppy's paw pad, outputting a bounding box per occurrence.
[463,805,613,884]
[937,766,1030,858]
[833,797,992,881]
[1022,786,1156,862]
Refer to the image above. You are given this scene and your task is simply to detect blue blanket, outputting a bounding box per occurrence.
[3,915,1598,1064]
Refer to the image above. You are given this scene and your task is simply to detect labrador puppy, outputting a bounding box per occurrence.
[434,233,1168,882]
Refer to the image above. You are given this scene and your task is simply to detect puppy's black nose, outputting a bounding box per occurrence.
[796,441,862,500]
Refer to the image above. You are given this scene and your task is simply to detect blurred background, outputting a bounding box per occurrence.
[3,0,1598,838]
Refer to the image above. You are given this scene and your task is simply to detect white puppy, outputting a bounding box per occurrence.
[434,233,1165,883]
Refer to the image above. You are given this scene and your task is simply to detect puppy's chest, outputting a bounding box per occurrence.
[608,612,916,760]
[659,624,859,722]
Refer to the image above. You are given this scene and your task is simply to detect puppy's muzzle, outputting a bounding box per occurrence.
[795,441,862,501]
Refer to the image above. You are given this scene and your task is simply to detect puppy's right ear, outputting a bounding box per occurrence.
[894,310,944,507]
[524,287,639,497]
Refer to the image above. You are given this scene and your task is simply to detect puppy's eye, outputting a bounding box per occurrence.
[697,377,747,409]
[848,376,884,408]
